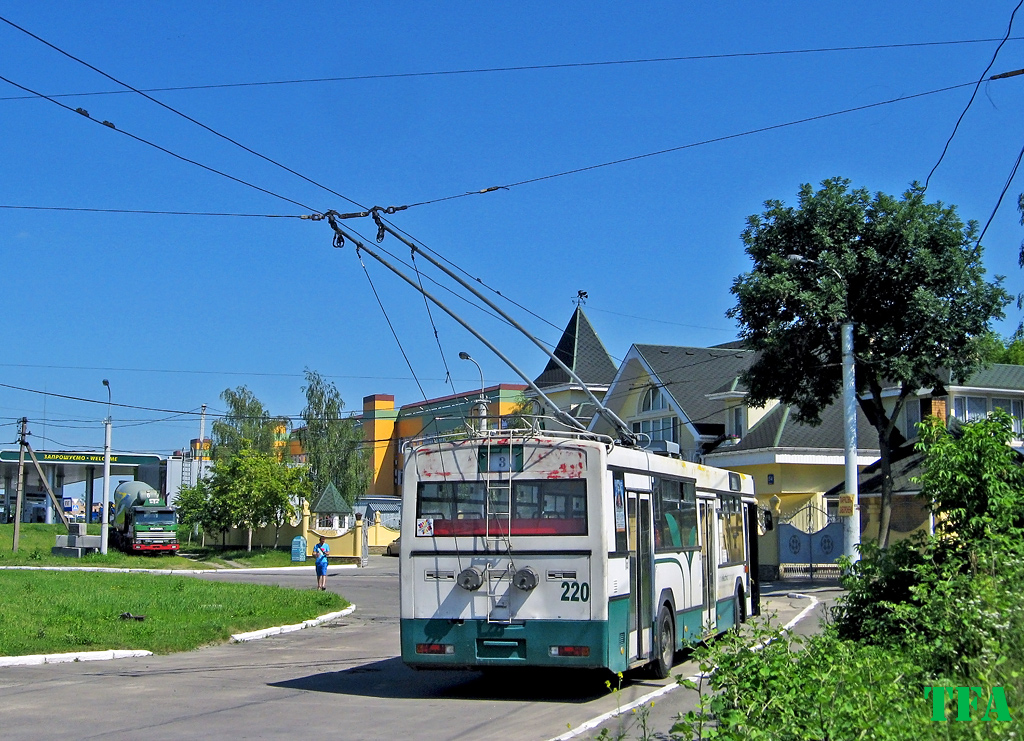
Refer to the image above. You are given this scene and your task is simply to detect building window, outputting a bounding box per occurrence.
[632,417,677,443]
[953,396,987,423]
[728,406,745,437]
[640,387,669,413]
[992,398,1024,435]
[903,398,923,439]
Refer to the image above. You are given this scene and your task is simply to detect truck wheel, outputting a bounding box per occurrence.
[650,605,675,679]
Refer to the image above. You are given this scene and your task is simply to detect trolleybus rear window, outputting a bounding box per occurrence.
[416,480,587,536]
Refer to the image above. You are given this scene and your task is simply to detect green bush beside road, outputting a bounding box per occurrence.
[0,570,346,656]
[672,413,1023,739]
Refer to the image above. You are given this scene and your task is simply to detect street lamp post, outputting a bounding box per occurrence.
[101,379,111,555]
[459,352,488,435]
[788,255,860,562]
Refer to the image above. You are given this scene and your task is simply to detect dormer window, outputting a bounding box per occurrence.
[641,387,669,413]
[729,405,745,438]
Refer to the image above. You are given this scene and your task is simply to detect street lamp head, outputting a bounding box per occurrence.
[102,379,109,388]
[786,254,814,266]
[458,351,471,360]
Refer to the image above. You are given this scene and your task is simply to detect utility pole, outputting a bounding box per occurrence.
[12,417,27,552]
[198,403,207,481]
[101,379,111,554]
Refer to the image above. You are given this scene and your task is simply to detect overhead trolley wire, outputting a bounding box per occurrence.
[2,36,1022,102]
[0,205,305,218]
[924,0,1024,188]
[0,14,365,213]
[403,79,1005,209]
[0,73,319,213]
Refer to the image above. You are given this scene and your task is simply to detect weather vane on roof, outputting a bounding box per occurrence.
[574,290,588,306]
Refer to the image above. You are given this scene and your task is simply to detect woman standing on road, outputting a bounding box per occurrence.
[314,536,330,590]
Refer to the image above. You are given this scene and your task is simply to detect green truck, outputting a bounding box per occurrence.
[111,481,180,554]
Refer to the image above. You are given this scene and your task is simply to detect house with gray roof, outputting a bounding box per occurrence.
[527,306,619,428]
[591,334,1024,574]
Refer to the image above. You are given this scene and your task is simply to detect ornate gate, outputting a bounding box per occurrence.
[777,504,844,578]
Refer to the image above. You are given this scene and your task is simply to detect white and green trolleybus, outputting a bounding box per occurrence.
[399,428,760,677]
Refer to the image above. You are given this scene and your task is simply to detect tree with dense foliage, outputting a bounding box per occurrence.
[298,369,370,505]
[173,479,211,545]
[211,385,285,460]
[206,449,305,551]
[729,178,1010,548]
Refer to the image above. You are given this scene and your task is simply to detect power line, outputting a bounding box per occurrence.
[405,79,991,208]
[2,36,1022,103]
[0,205,305,218]
[586,306,735,333]
[977,136,1024,245]
[0,72,319,213]
[0,361,448,382]
[0,14,366,213]
[924,0,1024,188]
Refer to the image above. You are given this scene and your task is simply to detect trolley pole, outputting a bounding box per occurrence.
[12,417,27,552]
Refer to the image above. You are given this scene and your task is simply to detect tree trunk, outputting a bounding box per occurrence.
[247,526,253,552]
[876,425,893,549]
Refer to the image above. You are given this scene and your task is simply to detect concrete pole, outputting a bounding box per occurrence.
[841,321,860,562]
[12,418,27,552]
[197,403,207,481]
[101,417,111,554]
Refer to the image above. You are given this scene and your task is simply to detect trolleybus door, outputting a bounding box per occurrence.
[627,491,654,663]
[699,498,716,633]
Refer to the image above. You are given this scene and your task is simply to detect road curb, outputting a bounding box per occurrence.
[0,649,153,668]
[549,594,821,741]
[0,565,358,574]
[0,606,358,666]
[230,605,356,643]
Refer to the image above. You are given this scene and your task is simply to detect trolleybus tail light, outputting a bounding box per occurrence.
[416,643,455,655]
[549,645,590,657]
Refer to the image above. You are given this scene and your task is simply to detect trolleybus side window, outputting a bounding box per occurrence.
[416,480,587,536]
[653,477,697,551]
[612,472,628,554]
[718,493,746,566]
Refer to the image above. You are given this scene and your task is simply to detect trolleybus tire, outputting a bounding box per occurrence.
[650,605,675,679]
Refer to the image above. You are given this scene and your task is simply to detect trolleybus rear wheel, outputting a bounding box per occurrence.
[650,605,675,679]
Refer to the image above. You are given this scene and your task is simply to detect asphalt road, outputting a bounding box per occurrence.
[0,559,834,741]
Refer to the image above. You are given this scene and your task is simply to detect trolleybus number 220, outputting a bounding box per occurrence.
[560,581,590,602]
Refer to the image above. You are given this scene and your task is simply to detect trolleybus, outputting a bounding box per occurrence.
[399,428,760,677]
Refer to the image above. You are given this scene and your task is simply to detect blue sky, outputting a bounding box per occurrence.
[2,1,1023,455]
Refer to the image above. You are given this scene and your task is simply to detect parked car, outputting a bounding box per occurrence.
[386,536,400,556]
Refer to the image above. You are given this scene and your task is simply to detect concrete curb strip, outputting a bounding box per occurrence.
[0,607,356,666]
[0,649,152,668]
[549,594,821,741]
[230,605,356,642]
[0,565,358,574]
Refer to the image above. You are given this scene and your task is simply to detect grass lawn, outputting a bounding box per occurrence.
[0,570,347,656]
[0,524,308,569]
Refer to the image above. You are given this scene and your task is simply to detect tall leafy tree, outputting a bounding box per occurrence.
[211,386,285,460]
[729,178,1010,548]
[299,369,371,505]
[174,480,211,545]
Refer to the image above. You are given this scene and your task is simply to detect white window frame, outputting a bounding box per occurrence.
[992,397,1024,435]
[953,395,988,423]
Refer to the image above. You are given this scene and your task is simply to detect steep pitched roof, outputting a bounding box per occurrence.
[631,345,756,434]
[309,482,352,514]
[534,307,618,388]
[723,400,879,454]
